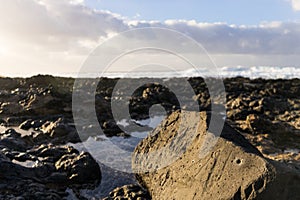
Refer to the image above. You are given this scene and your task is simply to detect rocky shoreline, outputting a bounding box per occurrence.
[0,75,299,199]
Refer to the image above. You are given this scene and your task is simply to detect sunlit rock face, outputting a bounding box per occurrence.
[133,111,299,200]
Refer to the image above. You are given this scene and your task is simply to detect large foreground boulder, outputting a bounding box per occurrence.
[132,111,300,200]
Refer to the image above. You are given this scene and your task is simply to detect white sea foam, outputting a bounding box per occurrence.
[219,66,300,79]
[70,66,300,79]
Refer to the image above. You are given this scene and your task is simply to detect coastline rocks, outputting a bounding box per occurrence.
[224,78,300,164]
[0,75,300,199]
[19,119,46,131]
[0,180,65,200]
[55,152,101,184]
[0,102,24,115]
[132,111,299,200]
[257,160,300,199]
[18,117,81,145]
[0,128,32,151]
[102,184,151,200]
[0,75,73,118]
[41,118,79,142]
[0,138,101,199]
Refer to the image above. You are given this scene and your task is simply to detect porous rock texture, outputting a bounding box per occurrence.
[132,111,300,200]
[102,184,151,200]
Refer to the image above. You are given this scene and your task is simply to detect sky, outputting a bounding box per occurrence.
[0,0,300,77]
[85,0,300,24]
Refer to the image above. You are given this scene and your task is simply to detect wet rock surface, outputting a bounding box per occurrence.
[0,75,299,199]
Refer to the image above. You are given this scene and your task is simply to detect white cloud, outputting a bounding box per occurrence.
[0,0,128,53]
[0,0,129,76]
[69,0,84,5]
[159,20,300,55]
[290,0,300,11]
[0,0,300,77]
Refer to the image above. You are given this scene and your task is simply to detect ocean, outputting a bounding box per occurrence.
[56,66,300,79]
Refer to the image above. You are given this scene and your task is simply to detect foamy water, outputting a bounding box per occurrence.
[68,115,166,198]
[66,66,300,79]
[219,66,300,79]
[4,66,300,79]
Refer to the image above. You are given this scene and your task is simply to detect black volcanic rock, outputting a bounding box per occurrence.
[0,134,101,199]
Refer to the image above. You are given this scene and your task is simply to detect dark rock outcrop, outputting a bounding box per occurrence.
[0,133,101,199]
[223,78,300,163]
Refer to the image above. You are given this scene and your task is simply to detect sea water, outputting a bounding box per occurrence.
[56,66,300,79]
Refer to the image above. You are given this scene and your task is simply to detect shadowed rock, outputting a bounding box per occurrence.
[0,142,101,199]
